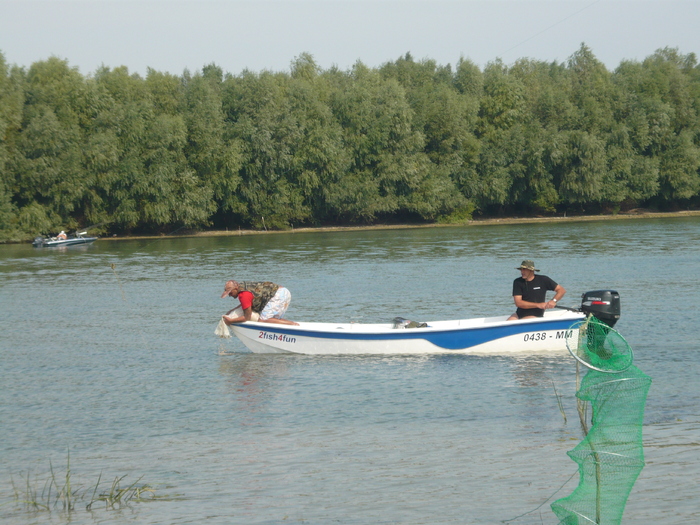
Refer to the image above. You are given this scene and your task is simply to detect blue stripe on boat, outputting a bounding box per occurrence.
[233,318,577,350]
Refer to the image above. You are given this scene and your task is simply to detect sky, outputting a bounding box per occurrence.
[1,0,698,77]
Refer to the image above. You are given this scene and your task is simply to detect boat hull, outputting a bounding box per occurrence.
[229,310,584,355]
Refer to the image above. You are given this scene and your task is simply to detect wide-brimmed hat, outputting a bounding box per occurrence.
[221,280,239,298]
[516,260,539,272]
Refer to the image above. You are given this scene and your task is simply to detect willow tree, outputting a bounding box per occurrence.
[286,55,351,223]
[639,49,700,204]
[11,57,93,234]
[182,66,242,226]
[553,130,607,205]
[657,130,700,201]
[612,49,700,207]
[0,53,23,236]
[567,44,616,134]
[471,60,527,211]
[222,62,342,229]
[328,62,446,222]
[380,54,477,215]
[609,61,665,204]
[509,58,574,212]
[92,66,212,231]
[550,46,614,208]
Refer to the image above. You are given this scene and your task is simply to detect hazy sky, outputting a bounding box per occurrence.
[1,0,698,77]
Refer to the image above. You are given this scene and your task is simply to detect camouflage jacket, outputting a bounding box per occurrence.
[238,281,280,313]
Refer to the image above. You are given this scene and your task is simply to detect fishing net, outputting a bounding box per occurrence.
[215,317,231,339]
[551,365,652,525]
[565,316,633,373]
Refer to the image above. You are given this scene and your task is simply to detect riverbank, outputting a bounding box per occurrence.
[6,209,698,244]
[100,208,700,241]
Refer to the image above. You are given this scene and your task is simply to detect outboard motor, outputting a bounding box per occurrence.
[580,290,620,327]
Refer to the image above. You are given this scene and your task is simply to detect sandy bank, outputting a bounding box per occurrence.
[101,209,700,241]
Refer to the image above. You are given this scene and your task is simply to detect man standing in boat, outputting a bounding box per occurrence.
[221,280,298,326]
[507,260,566,320]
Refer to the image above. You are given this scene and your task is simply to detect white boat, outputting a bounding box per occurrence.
[32,231,98,247]
[228,290,621,355]
[230,309,586,355]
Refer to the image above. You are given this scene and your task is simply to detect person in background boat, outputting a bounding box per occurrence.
[221,280,299,326]
[507,260,566,321]
[56,230,67,240]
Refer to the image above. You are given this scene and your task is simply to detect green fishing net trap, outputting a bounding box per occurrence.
[565,316,634,373]
[550,316,652,525]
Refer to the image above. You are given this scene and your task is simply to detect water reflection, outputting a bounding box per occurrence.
[217,355,292,420]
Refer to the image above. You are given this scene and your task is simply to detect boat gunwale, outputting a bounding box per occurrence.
[229,311,584,340]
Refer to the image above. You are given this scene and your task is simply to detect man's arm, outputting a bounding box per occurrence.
[513,295,547,310]
[545,284,566,309]
[223,306,255,325]
[223,291,256,324]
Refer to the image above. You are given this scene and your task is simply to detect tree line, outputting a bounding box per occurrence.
[1,44,699,241]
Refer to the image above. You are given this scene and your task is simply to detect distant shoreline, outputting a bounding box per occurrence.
[102,209,700,241]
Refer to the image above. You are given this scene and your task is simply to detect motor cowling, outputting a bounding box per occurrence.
[580,290,620,327]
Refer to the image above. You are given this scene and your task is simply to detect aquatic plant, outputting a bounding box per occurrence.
[7,452,160,514]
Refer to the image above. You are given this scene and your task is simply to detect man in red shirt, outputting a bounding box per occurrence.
[221,280,298,326]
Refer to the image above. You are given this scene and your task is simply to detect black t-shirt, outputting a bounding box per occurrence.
[512,274,558,318]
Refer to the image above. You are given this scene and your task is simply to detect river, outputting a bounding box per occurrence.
[1,217,698,524]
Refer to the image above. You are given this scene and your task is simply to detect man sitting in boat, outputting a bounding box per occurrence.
[221,280,298,326]
[56,231,67,240]
[507,260,566,320]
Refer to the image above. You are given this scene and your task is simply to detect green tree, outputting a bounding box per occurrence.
[181,67,241,225]
[657,130,700,201]
[380,54,475,215]
[287,55,351,223]
[513,124,559,213]
[92,66,212,231]
[329,62,450,222]
[0,53,23,236]
[478,60,526,134]
[552,130,607,205]
[223,68,319,228]
[454,57,483,99]
[567,44,615,134]
[13,57,90,233]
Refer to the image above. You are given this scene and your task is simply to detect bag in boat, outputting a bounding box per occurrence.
[393,317,428,329]
[215,317,231,338]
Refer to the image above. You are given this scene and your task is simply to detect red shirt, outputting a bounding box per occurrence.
[238,290,254,310]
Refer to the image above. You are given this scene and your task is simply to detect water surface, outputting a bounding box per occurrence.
[1,217,699,524]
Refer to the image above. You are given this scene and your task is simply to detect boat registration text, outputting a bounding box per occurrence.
[523,329,573,342]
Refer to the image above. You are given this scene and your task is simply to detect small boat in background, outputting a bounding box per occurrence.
[32,231,98,248]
